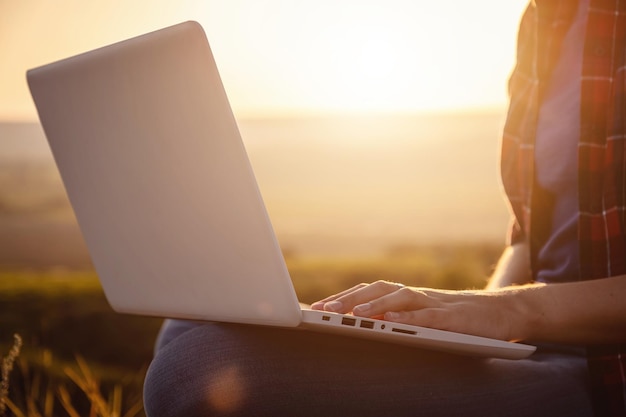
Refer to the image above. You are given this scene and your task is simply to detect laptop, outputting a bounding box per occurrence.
[26,21,535,360]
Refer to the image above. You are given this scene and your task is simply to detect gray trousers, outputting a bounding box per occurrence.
[143,319,593,417]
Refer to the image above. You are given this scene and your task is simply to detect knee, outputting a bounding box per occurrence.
[142,324,256,417]
[143,345,205,417]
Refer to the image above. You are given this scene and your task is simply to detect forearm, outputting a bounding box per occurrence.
[316,239,626,345]
[485,241,532,290]
[505,275,626,344]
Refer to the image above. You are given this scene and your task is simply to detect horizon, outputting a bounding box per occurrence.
[0,105,507,124]
[0,111,511,262]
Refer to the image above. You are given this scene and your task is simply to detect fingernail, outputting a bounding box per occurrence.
[325,301,343,312]
[310,302,323,310]
[385,311,400,320]
[353,303,371,315]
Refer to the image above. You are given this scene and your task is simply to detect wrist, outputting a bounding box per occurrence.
[499,283,546,342]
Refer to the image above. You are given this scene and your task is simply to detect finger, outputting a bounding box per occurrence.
[325,280,406,314]
[352,287,441,318]
[309,283,368,310]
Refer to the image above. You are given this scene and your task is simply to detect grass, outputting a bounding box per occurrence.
[288,242,502,303]
[1,242,504,416]
[1,334,21,417]
[1,270,160,416]
[1,335,143,417]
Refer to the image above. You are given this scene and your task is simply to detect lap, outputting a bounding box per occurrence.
[144,320,593,417]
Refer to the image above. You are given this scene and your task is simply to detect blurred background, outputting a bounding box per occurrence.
[1,1,528,415]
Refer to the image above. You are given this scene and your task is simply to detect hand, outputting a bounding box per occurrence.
[311,280,526,341]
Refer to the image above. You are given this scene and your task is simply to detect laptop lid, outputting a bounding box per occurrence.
[27,21,302,327]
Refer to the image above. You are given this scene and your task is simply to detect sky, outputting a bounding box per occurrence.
[0,0,529,121]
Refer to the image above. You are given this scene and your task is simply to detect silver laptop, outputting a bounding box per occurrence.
[26,21,535,360]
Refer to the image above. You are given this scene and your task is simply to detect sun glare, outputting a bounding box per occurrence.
[0,0,528,120]
[316,22,418,111]
[189,0,528,116]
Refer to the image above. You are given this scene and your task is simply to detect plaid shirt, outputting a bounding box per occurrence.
[501,1,626,415]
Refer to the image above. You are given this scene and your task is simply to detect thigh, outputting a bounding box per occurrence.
[144,322,593,417]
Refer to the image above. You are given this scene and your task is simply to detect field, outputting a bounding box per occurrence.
[0,112,510,415]
[0,243,503,417]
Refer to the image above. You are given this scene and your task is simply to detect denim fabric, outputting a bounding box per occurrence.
[144,320,593,417]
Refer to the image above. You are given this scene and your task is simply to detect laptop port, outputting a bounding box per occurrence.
[341,317,356,326]
[359,320,374,329]
[391,327,417,335]
[322,315,331,321]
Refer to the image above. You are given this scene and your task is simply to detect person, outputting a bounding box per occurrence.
[143,1,626,416]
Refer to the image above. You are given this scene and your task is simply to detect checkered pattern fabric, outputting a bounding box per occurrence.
[500,1,626,415]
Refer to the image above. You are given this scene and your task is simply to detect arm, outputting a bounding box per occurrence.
[311,266,626,345]
[512,276,626,344]
[485,241,532,290]
[484,240,626,344]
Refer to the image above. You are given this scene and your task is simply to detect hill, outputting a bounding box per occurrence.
[0,111,511,266]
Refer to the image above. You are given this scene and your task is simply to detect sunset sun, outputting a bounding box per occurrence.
[1,0,528,120]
